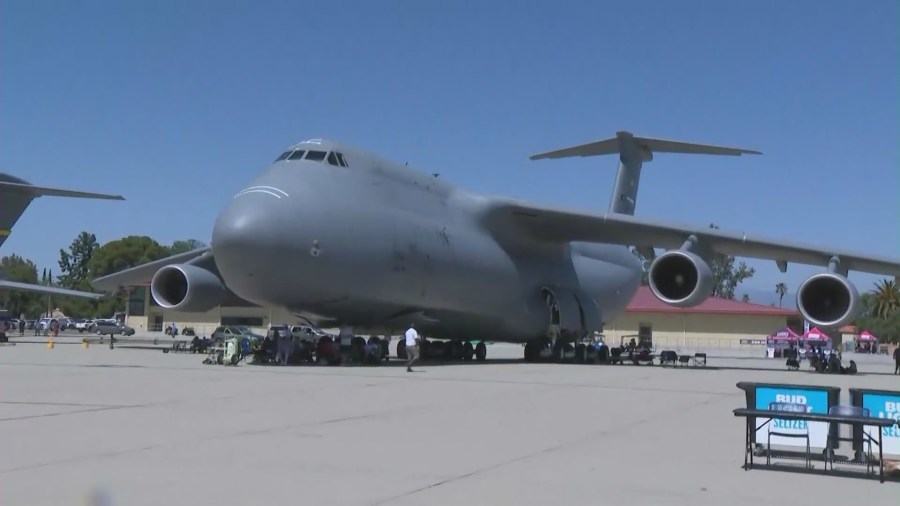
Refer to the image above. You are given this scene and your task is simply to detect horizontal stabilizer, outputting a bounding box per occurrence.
[529,131,761,161]
[0,180,124,200]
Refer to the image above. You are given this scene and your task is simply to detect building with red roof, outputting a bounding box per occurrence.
[604,286,800,349]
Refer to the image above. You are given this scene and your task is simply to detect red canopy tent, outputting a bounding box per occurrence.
[767,326,801,341]
[857,330,878,342]
[802,327,831,342]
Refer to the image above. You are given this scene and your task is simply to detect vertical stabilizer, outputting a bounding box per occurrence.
[609,131,645,215]
[529,131,761,216]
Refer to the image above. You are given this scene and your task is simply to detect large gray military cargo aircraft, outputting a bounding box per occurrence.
[93,132,900,361]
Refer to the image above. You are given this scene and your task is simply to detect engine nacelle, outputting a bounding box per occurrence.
[648,250,715,308]
[796,272,860,328]
[150,264,227,312]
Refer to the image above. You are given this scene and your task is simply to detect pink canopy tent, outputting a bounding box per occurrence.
[767,326,801,341]
[858,330,878,342]
[802,327,831,342]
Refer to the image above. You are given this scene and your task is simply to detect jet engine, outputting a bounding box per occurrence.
[796,272,860,328]
[150,264,228,312]
[648,250,714,308]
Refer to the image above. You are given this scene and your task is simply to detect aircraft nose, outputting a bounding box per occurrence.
[212,196,274,253]
[211,187,289,290]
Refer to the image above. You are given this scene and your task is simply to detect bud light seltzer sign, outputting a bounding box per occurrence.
[756,387,829,448]
[861,393,900,456]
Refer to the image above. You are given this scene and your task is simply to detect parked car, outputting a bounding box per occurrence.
[94,319,135,336]
[75,319,96,333]
[211,325,263,343]
[290,324,332,341]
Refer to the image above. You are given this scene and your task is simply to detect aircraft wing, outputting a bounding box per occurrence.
[91,247,211,291]
[0,180,125,200]
[483,200,900,277]
[0,279,104,299]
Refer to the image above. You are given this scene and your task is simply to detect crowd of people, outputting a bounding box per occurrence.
[783,344,857,374]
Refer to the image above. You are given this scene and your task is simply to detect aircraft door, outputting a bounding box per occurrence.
[541,286,583,336]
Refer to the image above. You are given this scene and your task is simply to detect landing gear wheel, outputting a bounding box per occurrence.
[524,341,538,362]
[350,336,366,363]
[475,342,487,361]
[574,344,587,364]
[429,341,448,360]
[463,341,474,361]
[552,342,573,363]
[450,340,465,361]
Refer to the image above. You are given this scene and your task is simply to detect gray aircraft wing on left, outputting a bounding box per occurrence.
[0,173,125,299]
[0,279,107,299]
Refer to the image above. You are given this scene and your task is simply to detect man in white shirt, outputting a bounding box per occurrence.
[405,324,420,372]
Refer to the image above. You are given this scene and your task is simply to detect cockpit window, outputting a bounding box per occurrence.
[327,152,340,166]
[305,150,327,162]
[278,148,348,166]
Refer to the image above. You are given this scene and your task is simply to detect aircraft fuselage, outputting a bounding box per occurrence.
[210,141,642,342]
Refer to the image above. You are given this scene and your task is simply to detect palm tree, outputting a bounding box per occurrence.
[872,279,900,319]
[775,282,788,308]
[741,294,750,303]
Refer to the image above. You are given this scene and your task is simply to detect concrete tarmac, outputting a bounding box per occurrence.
[1,343,898,506]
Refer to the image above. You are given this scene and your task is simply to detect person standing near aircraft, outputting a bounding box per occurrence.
[405,324,420,372]
[278,329,292,365]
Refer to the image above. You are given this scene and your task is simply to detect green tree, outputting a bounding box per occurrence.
[741,293,751,303]
[169,239,207,255]
[775,282,788,308]
[855,290,900,344]
[58,231,99,290]
[708,224,755,299]
[84,236,173,316]
[871,279,900,320]
[88,236,171,279]
[0,254,43,317]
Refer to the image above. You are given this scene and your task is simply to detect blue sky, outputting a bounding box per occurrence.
[1,1,897,304]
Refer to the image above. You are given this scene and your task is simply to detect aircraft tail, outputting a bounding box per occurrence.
[0,173,125,249]
[529,131,760,215]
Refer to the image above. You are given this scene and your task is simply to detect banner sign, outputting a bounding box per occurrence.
[756,386,830,448]
[860,393,900,456]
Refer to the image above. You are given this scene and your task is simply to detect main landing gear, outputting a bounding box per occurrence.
[397,339,487,362]
[524,336,604,364]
